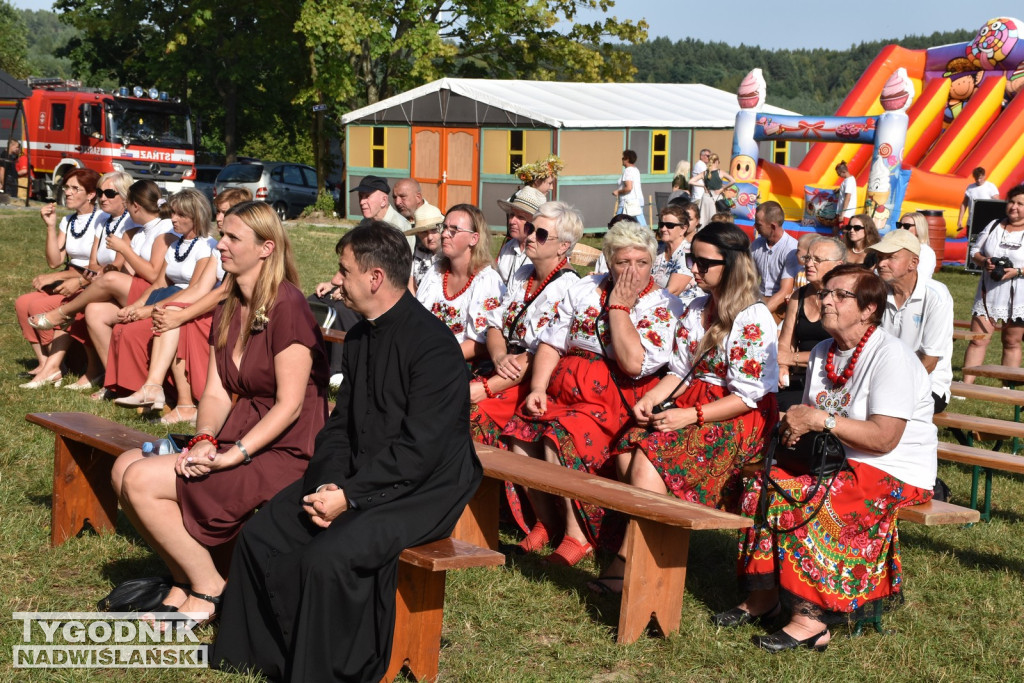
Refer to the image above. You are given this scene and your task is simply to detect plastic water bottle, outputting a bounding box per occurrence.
[141,439,177,456]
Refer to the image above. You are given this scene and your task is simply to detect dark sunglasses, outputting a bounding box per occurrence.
[524,222,549,244]
[844,224,864,233]
[685,255,726,272]
[657,220,684,230]
[896,222,916,230]
[99,188,120,199]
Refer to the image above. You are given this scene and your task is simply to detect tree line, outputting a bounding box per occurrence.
[0,1,974,185]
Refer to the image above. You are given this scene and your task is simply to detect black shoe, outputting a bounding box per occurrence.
[711,603,781,628]
[751,627,829,653]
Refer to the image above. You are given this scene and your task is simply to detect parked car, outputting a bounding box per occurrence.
[214,161,318,220]
[191,165,222,206]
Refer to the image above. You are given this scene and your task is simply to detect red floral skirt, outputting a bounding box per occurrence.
[616,378,777,512]
[737,459,932,621]
[470,382,533,533]
[502,350,658,542]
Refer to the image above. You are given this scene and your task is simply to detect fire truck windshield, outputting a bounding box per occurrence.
[108,102,193,149]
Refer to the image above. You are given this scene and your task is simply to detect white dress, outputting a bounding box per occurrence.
[970,220,1024,322]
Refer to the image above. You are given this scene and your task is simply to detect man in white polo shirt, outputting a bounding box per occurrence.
[750,200,799,320]
[871,229,954,413]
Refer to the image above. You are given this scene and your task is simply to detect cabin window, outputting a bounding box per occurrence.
[371,127,386,168]
[651,131,669,173]
[50,104,66,131]
[508,130,524,174]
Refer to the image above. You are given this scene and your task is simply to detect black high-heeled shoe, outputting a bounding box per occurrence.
[711,602,781,628]
[751,627,830,653]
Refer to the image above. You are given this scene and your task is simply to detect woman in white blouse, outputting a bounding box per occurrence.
[503,220,683,566]
[415,203,503,362]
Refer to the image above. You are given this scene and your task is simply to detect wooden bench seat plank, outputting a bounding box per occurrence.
[320,327,346,345]
[28,412,151,455]
[475,445,751,531]
[949,382,1024,406]
[962,364,1024,385]
[938,442,1024,474]
[898,500,980,525]
[399,537,505,571]
[953,330,988,341]
[933,412,1024,439]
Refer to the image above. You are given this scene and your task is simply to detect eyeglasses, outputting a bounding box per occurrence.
[686,255,727,272]
[844,224,864,233]
[524,222,549,244]
[802,255,840,265]
[436,223,475,236]
[817,288,857,302]
[99,188,120,199]
[63,185,83,194]
[896,222,916,230]
[657,220,684,230]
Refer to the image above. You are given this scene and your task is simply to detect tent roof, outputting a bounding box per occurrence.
[0,70,31,100]
[341,78,795,129]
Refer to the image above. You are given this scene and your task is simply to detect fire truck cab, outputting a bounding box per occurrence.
[21,79,196,200]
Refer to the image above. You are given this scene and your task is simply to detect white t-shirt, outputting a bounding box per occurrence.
[690,160,708,200]
[750,232,799,297]
[130,218,175,263]
[416,264,505,344]
[496,238,529,287]
[60,208,107,268]
[539,273,683,379]
[93,212,139,266]
[671,298,778,408]
[917,242,937,278]
[802,328,937,489]
[487,263,579,353]
[838,175,857,220]
[881,275,954,401]
[164,235,217,286]
[617,166,644,215]
[964,180,1000,219]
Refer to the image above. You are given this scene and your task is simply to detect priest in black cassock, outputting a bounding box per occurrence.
[211,220,482,681]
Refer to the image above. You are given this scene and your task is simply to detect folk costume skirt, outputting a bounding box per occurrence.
[737,459,932,622]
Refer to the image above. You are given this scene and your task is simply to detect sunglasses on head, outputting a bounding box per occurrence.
[657,220,684,230]
[99,188,120,199]
[896,222,916,230]
[524,222,549,244]
[685,254,726,272]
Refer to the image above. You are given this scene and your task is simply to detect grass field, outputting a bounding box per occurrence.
[1,206,1023,681]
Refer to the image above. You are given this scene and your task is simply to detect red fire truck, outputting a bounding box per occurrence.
[19,78,197,199]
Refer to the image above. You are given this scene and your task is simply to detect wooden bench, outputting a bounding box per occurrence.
[953,329,987,341]
[936,441,1024,522]
[320,327,346,345]
[933,411,1024,451]
[950,381,1024,406]
[27,411,503,683]
[454,442,752,644]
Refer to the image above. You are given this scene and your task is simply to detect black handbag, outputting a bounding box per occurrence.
[759,424,848,534]
[96,576,172,613]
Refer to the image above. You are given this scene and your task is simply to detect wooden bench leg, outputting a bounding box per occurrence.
[452,477,500,550]
[617,518,689,644]
[384,564,446,683]
[51,435,118,547]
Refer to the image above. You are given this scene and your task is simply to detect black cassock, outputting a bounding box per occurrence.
[211,291,482,682]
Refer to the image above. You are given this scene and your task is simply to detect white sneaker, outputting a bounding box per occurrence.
[329,373,344,389]
[951,395,966,401]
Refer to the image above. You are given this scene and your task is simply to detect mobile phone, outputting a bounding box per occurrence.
[168,433,193,450]
[82,268,98,281]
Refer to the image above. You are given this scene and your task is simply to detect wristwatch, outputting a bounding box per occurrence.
[823,415,837,432]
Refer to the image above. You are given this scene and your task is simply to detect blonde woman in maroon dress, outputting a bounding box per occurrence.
[109,201,328,623]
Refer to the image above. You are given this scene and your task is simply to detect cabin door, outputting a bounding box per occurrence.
[411,126,478,211]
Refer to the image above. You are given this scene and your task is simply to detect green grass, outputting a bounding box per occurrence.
[1,206,1024,681]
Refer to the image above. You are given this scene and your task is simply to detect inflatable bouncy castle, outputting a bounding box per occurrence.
[730,17,1024,264]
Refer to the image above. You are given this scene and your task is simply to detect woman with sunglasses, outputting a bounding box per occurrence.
[415,204,503,361]
[718,265,935,653]
[503,220,682,565]
[895,212,936,277]
[653,205,697,302]
[841,213,879,267]
[963,185,1024,384]
[26,180,175,396]
[15,168,106,389]
[776,237,846,410]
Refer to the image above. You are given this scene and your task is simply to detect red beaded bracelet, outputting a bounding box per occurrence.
[481,376,496,399]
[186,433,218,450]
[694,402,705,427]
[607,304,632,314]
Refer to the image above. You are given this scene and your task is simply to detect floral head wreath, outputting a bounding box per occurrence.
[515,154,564,184]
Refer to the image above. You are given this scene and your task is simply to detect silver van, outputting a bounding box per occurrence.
[214,161,318,220]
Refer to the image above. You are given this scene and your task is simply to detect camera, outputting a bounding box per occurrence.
[651,398,675,414]
[990,256,1015,281]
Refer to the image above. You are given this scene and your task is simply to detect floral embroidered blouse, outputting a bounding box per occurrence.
[538,273,683,379]
[416,263,505,343]
[670,296,779,408]
[486,262,579,353]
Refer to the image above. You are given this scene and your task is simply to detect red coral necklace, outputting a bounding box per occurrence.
[601,277,656,309]
[825,324,876,387]
[443,269,475,301]
[524,258,568,303]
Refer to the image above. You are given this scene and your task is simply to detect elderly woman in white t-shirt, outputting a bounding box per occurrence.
[714,264,935,653]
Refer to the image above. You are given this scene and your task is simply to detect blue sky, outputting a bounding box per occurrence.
[8,0,1016,51]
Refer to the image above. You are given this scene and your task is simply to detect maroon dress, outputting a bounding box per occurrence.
[177,282,329,546]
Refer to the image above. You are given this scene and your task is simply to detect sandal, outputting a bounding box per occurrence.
[516,521,550,554]
[65,374,104,391]
[28,306,69,331]
[587,554,627,595]
[160,405,197,426]
[181,588,222,629]
[546,536,593,567]
[113,384,165,411]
